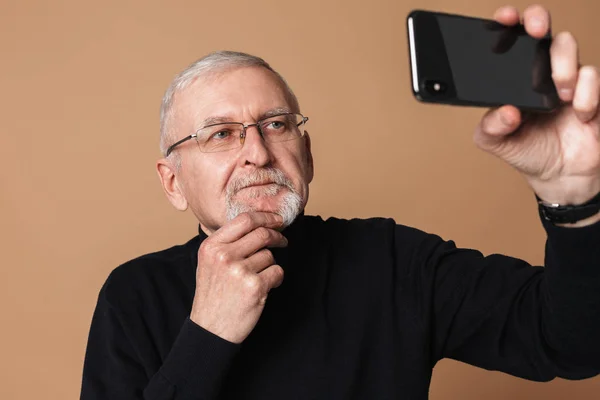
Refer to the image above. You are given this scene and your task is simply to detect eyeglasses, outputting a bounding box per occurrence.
[165,112,309,156]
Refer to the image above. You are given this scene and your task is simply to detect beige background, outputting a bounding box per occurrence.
[2,0,599,398]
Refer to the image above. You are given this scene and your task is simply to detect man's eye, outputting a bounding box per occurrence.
[268,121,285,130]
[211,130,231,140]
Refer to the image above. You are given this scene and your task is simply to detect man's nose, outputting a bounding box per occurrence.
[240,125,272,167]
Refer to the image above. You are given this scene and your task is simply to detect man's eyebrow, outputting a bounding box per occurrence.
[200,116,233,127]
[259,107,292,119]
[199,107,292,127]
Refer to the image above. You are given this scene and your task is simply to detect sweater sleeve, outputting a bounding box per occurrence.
[423,218,600,381]
[80,277,239,400]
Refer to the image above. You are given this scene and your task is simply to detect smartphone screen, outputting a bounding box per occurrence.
[407,10,560,111]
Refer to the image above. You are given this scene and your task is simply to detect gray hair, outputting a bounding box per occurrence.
[159,51,300,159]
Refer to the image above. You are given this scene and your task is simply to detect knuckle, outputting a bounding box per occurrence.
[237,213,254,229]
[255,227,272,242]
[215,249,231,264]
[254,249,275,267]
[243,275,262,294]
[262,249,275,265]
[579,107,596,117]
[573,99,596,115]
[229,263,244,278]
[267,265,284,290]
[258,295,268,306]
[274,265,284,281]
[198,241,213,259]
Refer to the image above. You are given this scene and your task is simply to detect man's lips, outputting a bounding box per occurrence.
[240,182,278,190]
[232,182,283,197]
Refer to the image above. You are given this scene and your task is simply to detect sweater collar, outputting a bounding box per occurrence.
[192,213,307,272]
[186,213,311,297]
[196,212,307,244]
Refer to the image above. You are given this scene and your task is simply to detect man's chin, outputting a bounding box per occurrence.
[231,195,284,214]
[226,186,303,227]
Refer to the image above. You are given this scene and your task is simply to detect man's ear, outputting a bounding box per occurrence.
[156,158,188,211]
[303,130,314,184]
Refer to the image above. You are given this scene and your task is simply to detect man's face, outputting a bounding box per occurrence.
[162,66,313,234]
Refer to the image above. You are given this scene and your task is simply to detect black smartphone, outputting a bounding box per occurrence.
[406,10,560,112]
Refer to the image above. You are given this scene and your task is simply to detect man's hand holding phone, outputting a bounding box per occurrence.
[473,4,600,225]
[190,212,287,343]
[409,4,600,226]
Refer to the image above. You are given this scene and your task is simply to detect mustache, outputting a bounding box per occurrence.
[226,167,295,197]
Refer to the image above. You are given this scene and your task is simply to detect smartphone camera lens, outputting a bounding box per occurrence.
[423,79,448,95]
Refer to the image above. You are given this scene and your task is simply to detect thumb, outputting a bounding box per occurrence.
[474,105,523,152]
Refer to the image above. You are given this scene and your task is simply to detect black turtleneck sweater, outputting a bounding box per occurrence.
[81,215,600,399]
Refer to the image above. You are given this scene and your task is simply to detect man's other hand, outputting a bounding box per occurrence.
[190,212,288,343]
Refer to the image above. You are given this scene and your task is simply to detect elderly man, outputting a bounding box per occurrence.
[81,4,600,399]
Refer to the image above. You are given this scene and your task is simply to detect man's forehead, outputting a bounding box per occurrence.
[185,66,287,101]
[175,67,293,126]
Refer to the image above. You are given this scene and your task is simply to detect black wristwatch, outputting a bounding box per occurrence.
[537,191,600,224]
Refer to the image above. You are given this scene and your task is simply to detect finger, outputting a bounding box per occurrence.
[492,28,520,54]
[259,264,285,290]
[244,248,276,273]
[230,227,288,259]
[493,5,520,26]
[551,32,579,102]
[522,4,551,38]
[212,212,284,243]
[572,66,600,123]
[477,105,522,139]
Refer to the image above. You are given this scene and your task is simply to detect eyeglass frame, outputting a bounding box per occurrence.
[164,112,309,157]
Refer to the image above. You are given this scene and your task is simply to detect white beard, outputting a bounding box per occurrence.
[225,168,303,228]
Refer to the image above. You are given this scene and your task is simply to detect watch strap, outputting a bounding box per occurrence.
[537,191,600,224]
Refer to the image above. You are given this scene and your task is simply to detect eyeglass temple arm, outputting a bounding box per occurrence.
[297,116,309,126]
[165,134,197,157]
